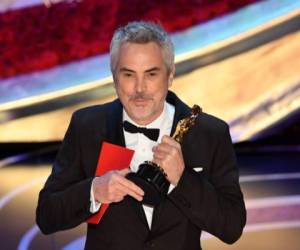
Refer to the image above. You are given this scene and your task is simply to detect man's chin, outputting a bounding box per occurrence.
[131,105,150,116]
[131,114,151,124]
[127,109,153,125]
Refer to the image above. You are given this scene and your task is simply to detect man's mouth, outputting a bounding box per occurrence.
[133,98,148,105]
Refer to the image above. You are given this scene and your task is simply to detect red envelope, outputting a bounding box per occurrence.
[87,141,134,224]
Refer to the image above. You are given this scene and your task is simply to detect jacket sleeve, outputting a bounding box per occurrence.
[36,112,93,234]
[168,123,246,244]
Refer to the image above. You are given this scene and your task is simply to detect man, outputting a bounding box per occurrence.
[36,21,246,250]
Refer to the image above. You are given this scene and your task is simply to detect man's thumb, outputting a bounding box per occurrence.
[118,168,131,176]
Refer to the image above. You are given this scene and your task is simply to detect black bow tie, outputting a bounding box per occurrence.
[123,121,160,141]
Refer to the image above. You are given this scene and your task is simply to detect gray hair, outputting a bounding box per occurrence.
[110,21,174,76]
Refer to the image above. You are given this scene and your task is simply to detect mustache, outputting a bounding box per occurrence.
[129,93,153,101]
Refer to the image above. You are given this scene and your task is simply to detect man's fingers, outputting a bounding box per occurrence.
[153,143,181,161]
[161,135,181,148]
[111,186,131,203]
[93,170,144,203]
[107,181,143,203]
[116,175,144,196]
[108,188,124,202]
[113,181,143,201]
[109,172,144,201]
[152,143,171,154]
[118,168,131,176]
[121,185,143,201]
[152,157,161,168]
[153,136,181,155]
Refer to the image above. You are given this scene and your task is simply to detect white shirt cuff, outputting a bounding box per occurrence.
[90,178,101,213]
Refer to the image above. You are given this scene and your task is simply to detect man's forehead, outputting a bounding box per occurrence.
[117,43,165,69]
[118,41,163,55]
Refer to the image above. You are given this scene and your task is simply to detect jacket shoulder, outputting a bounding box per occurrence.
[196,112,229,135]
[70,101,117,127]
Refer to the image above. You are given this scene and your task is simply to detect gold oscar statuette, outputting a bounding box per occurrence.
[127,105,202,206]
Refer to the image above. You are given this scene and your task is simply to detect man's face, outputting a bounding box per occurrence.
[114,42,174,125]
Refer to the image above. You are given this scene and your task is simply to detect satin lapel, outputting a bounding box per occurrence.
[106,99,149,229]
[151,91,191,232]
[168,91,191,137]
[105,99,125,147]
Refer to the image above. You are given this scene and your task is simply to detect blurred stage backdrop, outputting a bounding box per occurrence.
[0,0,300,249]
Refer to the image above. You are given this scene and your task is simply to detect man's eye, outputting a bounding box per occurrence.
[124,73,132,77]
[148,72,157,77]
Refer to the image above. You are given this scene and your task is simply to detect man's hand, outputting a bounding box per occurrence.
[93,169,144,203]
[152,135,185,185]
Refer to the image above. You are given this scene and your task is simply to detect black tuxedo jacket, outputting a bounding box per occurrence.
[36,91,246,250]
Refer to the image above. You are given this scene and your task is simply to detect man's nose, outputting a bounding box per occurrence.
[135,76,146,93]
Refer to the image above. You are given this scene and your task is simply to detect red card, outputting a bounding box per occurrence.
[87,141,134,224]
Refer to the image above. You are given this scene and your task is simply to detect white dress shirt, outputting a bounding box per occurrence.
[90,101,175,229]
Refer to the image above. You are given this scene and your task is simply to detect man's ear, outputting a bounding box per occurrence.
[168,65,175,87]
[112,74,117,89]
